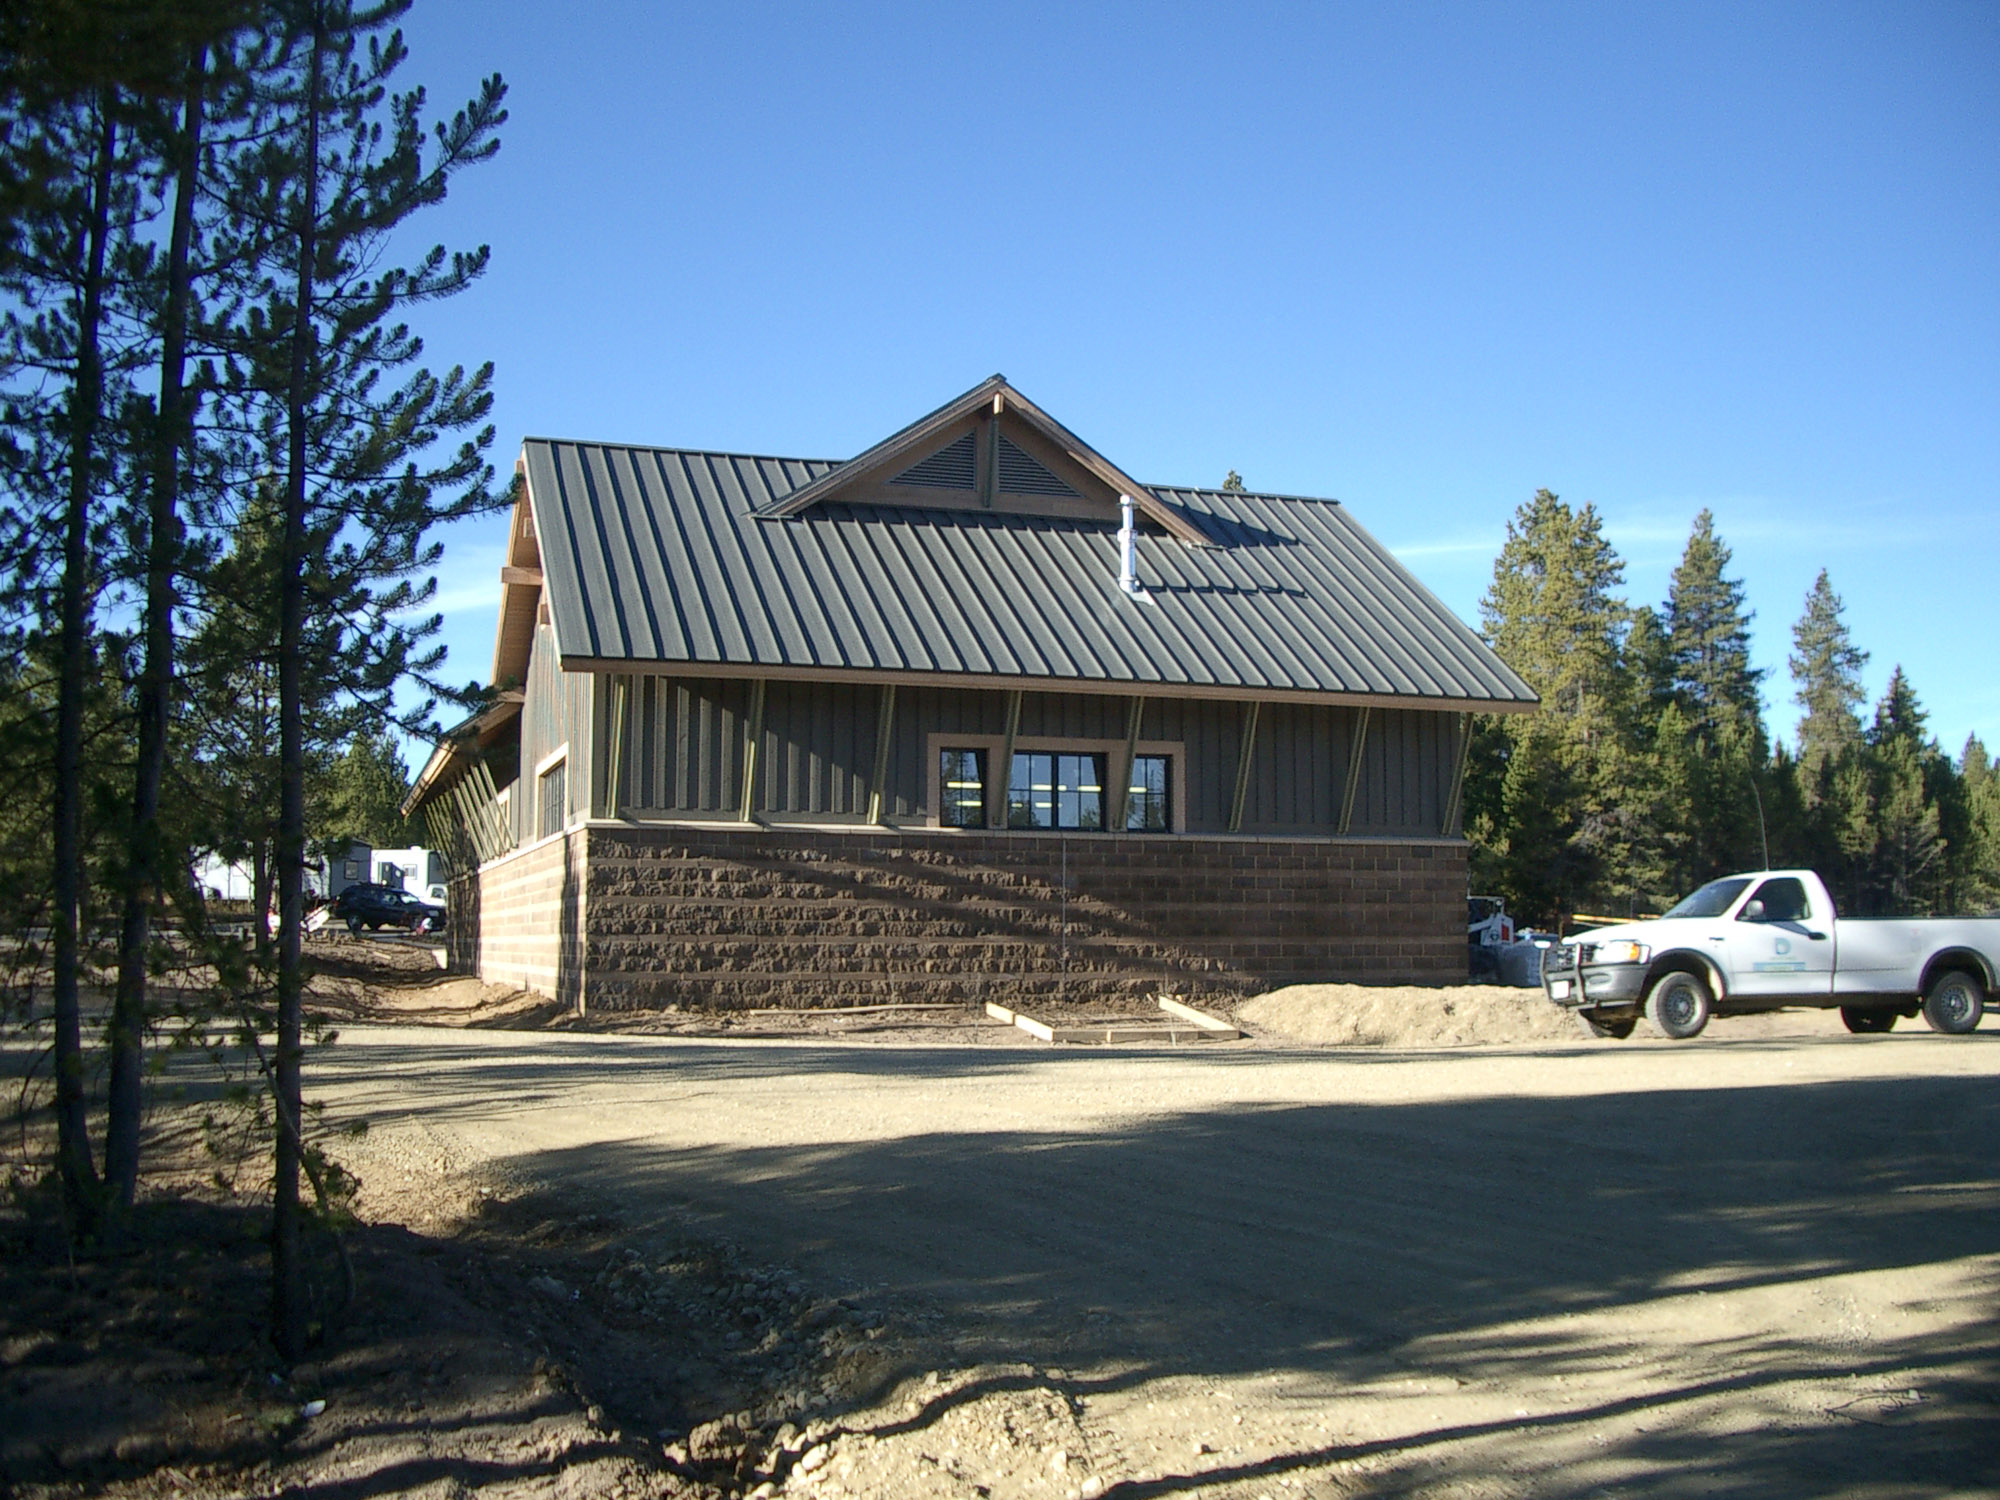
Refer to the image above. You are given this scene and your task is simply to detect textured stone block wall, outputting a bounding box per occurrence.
[466,831,585,1007]
[572,824,1467,1011]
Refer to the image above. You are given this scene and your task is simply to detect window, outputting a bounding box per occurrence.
[1126,754,1171,831]
[938,748,987,828]
[1743,877,1810,924]
[1663,876,1752,919]
[1009,752,1103,830]
[538,757,567,838]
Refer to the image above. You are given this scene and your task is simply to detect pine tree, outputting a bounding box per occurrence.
[1469,490,1634,921]
[1958,737,2000,913]
[315,732,414,851]
[1621,604,1675,724]
[1479,490,1627,729]
[1665,510,1762,739]
[1644,512,1771,888]
[1789,569,1868,790]
[106,7,253,1212]
[219,0,507,1356]
[0,13,160,1229]
[179,482,349,939]
[1863,668,1945,914]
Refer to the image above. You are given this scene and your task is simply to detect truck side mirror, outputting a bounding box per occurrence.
[1739,899,1766,921]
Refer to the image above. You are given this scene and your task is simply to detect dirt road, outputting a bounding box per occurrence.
[314,1022,2000,1498]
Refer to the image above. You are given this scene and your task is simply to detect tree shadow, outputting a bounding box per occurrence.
[439,1063,2000,1496]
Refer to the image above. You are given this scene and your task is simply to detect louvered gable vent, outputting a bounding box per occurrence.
[998,435,1079,497]
[891,431,976,490]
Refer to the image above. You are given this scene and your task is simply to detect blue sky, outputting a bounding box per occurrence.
[387,1,1998,762]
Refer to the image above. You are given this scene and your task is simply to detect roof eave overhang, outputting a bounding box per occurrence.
[758,375,1213,548]
[400,693,526,820]
[553,654,1538,715]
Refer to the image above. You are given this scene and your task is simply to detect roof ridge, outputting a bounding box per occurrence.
[522,435,846,468]
[520,439,1346,510]
[1148,483,1345,507]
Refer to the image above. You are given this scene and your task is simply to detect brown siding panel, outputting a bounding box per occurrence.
[594,674,1463,834]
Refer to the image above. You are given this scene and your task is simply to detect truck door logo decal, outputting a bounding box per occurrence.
[1753,935,1805,973]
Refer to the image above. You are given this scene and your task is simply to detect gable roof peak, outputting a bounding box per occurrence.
[758,377,1212,546]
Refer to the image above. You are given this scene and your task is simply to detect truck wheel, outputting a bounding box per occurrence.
[1840,1006,1897,1034]
[1921,970,1986,1035]
[1578,1012,1636,1040]
[345,914,362,936]
[1644,971,1712,1039]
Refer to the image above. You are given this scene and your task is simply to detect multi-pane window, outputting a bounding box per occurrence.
[1126,754,1170,832]
[1008,752,1104,830]
[538,758,567,838]
[938,748,987,827]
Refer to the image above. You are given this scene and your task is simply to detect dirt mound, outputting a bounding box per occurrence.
[1235,981,1584,1048]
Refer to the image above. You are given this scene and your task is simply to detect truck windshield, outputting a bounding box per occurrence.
[1662,877,1753,919]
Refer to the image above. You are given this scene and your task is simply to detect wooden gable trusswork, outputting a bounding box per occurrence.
[761,374,1211,544]
[491,456,545,693]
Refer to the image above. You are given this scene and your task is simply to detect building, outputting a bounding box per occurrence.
[405,377,1536,1011]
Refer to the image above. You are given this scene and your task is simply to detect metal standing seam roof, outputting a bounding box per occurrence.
[517,437,1538,710]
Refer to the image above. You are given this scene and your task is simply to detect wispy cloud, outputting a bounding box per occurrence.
[1606,494,1993,556]
[1386,533,1500,559]
[392,539,508,620]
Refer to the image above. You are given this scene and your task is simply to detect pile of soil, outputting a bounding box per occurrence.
[1234,981,1586,1048]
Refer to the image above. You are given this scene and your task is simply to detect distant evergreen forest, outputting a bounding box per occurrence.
[1465,490,1998,925]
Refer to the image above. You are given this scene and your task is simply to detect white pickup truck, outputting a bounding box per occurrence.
[1541,869,1996,1040]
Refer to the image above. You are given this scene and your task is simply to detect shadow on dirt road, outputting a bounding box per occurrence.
[298,1034,2000,1496]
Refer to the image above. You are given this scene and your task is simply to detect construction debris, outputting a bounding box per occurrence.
[984,997,1243,1045]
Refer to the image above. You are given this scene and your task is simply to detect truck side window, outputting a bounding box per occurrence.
[1745,877,1810,923]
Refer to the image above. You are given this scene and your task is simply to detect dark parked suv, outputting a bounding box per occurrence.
[330,882,447,935]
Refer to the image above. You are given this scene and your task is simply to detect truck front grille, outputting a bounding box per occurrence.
[1546,944,1589,976]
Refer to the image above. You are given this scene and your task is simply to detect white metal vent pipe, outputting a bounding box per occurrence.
[1118,493,1140,595]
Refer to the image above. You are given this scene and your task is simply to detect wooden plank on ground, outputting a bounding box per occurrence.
[988,1002,1243,1045]
[1045,1023,1235,1045]
[741,1002,966,1017]
[1158,997,1243,1037]
[1011,1011,1056,1042]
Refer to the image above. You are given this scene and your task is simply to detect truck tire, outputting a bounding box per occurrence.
[1644,970,1712,1039]
[1578,1012,1637,1040]
[346,914,362,936]
[1840,1006,1897,1034]
[1921,970,1986,1035]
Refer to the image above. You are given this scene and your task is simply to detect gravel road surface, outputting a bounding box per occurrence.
[314,1022,2000,1498]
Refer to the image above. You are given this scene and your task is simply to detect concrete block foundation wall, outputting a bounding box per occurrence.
[458,830,586,1009]
[465,822,1467,1011]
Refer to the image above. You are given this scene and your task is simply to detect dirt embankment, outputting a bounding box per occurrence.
[1235,982,1586,1047]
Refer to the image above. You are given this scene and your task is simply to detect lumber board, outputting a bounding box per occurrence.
[740,1002,965,1017]
[1046,1024,1234,1045]
[1157,997,1242,1036]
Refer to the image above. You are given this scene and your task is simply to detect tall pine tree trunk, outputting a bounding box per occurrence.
[273,13,323,1361]
[51,97,118,1232]
[106,47,207,1209]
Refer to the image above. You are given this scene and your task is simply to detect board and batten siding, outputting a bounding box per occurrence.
[512,623,594,844]
[588,672,1465,838]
